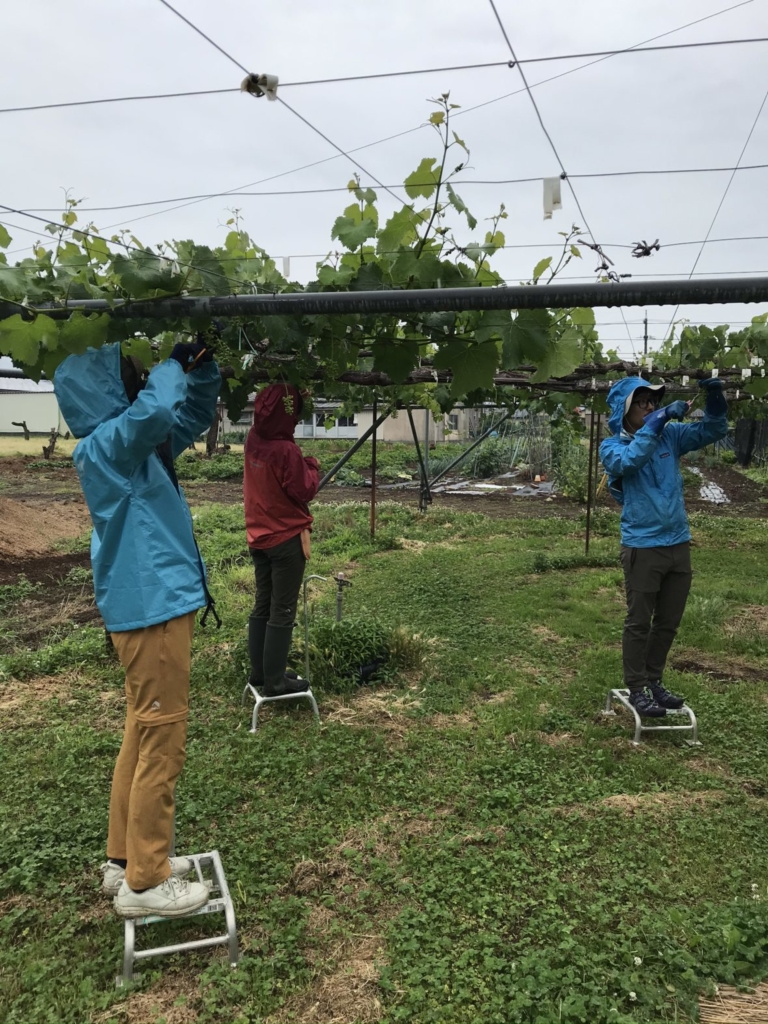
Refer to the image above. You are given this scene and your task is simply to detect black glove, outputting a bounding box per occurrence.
[169,341,210,370]
[699,377,728,417]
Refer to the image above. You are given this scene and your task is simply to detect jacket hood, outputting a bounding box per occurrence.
[252,383,303,440]
[606,377,665,436]
[53,343,129,439]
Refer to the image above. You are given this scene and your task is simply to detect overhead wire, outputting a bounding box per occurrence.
[663,80,768,342]
[155,0,404,205]
[4,35,768,115]
[485,0,637,356]
[81,0,763,236]
[14,163,768,215]
[6,217,768,267]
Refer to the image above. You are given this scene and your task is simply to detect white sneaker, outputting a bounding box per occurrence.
[113,875,210,918]
[100,856,194,897]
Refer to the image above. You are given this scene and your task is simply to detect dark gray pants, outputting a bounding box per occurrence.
[620,542,692,691]
[250,535,306,627]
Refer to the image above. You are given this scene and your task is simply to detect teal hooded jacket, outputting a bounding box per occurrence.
[599,376,728,548]
[53,343,221,632]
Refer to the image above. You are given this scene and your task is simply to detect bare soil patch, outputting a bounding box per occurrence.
[0,495,89,557]
[96,973,200,1024]
[724,605,768,639]
[672,649,767,685]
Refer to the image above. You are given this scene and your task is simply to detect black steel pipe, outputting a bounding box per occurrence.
[429,410,515,488]
[316,405,391,492]
[5,275,768,321]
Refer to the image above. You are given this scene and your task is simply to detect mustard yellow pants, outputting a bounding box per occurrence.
[107,612,196,891]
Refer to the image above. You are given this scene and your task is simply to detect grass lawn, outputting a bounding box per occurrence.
[1,501,768,1023]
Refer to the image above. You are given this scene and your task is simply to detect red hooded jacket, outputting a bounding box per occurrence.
[244,384,320,550]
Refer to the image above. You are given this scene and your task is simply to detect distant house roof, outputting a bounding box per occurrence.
[0,356,53,393]
[0,378,55,393]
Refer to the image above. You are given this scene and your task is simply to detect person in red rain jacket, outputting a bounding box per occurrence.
[244,383,319,696]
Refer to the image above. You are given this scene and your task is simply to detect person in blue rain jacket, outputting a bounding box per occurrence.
[600,375,728,719]
[54,340,220,920]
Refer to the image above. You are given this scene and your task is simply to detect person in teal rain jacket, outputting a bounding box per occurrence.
[54,340,220,919]
[600,375,728,718]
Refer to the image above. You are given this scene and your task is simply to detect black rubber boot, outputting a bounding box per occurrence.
[247,615,268,688]
[649,681,685,710]
[263,624,306,697]
[628,688,667,718]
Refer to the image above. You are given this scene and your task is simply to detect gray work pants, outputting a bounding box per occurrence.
[620,542,692,691]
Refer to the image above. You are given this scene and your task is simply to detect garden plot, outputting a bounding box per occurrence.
[2,466,768,1024]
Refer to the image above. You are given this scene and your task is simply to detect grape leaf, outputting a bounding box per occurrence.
[372,339,419,383]
[506,310,552,365]
[529,327,584,382]
[0,225,11,249]
[746,375,768,398]
[446,184,477,230]
[475,309,511,345]
[433,340,499,397]
[377,208,420,253]
[429,111,445,125]
[0,314,59,366]
[404,157,439,199]
[332,216,377,251]
[533,257,553,283]
[59,312,110,355]
[570,307,595,329]
[113,253,185,299]
[121,336,154,368]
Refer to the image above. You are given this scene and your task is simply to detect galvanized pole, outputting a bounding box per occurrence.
[585,408,596,555]
[644,313,648,356]
[424,409,430,483]
[370,397,377,539]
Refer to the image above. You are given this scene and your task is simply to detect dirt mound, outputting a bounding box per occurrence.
[0,496,89,557]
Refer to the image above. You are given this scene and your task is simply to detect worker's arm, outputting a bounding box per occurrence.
[672,381,729,456]
[170,361,222,458]
[87,361,188,473]
[281,446,320,503]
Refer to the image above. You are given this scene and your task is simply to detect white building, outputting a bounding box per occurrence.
[0,359,70,434]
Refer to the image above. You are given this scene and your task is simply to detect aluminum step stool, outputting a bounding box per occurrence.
[602,687,701,746]
[242,574,326,733]
[117,850,238,987]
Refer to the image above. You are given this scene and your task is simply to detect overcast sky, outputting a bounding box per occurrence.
[2,0,768,360]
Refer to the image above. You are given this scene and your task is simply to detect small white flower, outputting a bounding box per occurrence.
[629,992,637,1002]
[633,957,643,966]
[714,986,720,996]
[753,892,761,901]
[752,884,759,891]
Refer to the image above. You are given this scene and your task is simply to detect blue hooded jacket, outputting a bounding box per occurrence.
[54,343,221,632]
[599,376,728,548]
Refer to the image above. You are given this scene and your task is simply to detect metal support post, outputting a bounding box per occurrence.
[317,406,391,492]
[407,406,432,512]
[424,409,430,484]
[370,397,377,538]
[585,408,596,554]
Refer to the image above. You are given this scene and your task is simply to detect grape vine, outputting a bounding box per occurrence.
[1,96,767,419]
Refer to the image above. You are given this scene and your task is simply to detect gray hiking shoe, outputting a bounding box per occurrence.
[100,856,193,897]
[113,874,209,918]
